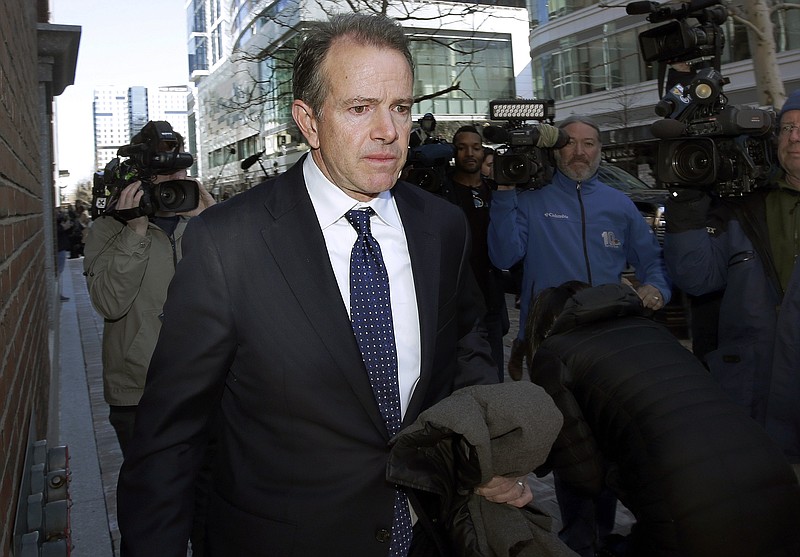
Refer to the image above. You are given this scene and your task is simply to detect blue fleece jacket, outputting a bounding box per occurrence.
[488,170,671,340]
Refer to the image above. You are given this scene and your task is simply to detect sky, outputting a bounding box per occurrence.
[50,0,190,188]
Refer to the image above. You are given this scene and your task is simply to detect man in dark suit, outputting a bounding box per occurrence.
[117,13,531,557]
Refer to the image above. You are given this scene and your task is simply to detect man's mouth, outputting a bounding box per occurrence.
[365,152,399,164]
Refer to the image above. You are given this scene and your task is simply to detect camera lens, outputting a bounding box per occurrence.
[152,180,199,212]
[158,182,185,209]
[671,140,716,184]
[497,154,531,184]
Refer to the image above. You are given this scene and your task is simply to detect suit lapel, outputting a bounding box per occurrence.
[393,183,441,424]
[257,162,389,437]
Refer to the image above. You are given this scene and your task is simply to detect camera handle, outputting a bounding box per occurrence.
[106,207,148,224]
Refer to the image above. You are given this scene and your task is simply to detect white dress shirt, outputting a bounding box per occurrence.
[303,155,421,417]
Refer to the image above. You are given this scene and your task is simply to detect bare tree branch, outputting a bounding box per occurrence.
[414,82,463,103]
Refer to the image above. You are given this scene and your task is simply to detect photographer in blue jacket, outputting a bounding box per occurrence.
[488,115,671,381]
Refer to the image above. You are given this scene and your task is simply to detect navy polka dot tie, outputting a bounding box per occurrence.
[345,208,412,557]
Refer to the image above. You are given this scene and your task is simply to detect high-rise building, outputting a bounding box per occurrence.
[93,86,143,171]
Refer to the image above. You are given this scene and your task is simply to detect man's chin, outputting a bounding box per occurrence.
[563,170,590,182]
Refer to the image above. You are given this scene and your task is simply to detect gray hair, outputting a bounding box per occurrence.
[558,115,602,144]
[292,13,414,118]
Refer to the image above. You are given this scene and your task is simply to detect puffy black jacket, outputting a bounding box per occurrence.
[530,283,800,557]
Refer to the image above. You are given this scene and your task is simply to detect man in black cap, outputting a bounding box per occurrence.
[664,89,800,479]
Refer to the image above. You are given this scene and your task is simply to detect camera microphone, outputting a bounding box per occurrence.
[651,118,688,139]
[537,124,570,149]
[241,150,265,170]
[483,124,569,149]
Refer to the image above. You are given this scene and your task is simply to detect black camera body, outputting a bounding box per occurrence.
[92,121,198,220]
[656,105,777,196]
[490,126,558,186]
[629,0,779,196]
[486,99,566,187]
[630,0,728,65]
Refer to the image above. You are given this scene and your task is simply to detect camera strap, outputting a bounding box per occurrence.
[107,207,148,224]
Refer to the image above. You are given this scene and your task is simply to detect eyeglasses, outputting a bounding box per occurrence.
[779,123,800,136]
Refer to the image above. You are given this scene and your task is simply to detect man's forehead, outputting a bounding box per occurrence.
[564,122,598,140]
[324,40,412,93]
[782,110,800,123]
[455,131,482,144]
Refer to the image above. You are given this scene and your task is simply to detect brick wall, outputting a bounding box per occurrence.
[0,0,54,554]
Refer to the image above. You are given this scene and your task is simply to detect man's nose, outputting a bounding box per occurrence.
[371,109,399,143]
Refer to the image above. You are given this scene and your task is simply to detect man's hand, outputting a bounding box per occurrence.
[637,284,665,311]
[178,182,216,217]
[474,475,533,508]
[117,181,149,237]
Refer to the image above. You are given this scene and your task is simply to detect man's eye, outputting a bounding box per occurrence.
[351,106,368,114]
[395,105,410,114]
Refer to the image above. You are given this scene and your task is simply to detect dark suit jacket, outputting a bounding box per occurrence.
[117,157,497,557]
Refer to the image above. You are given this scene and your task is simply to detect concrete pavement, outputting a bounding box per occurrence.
[57,257,632,556]
[58,258,121,556]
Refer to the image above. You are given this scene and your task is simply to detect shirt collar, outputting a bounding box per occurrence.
[303,153,402,231]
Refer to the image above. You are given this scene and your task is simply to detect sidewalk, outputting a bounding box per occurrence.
[57,258,632,556]
[59,258,121,556]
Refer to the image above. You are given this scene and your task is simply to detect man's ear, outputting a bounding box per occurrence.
[292,100,320,149]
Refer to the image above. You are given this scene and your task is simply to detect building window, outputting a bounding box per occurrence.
[409,33,515,116]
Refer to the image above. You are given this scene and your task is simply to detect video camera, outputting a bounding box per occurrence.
[628,0,778,196]
[628,0,727,65]
[484,99,568,187]
[402,113,455,193]
[91,121,198,220]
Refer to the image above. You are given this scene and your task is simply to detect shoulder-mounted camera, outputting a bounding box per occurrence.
[484,99,568,187]
[91,120,199,220]
[628,0,779,196]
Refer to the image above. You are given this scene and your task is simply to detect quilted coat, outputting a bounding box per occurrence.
[529,283,800,557]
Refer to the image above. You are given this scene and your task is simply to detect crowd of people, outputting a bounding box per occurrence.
[69,11,800,557]
[56,201,91,301]
[56,201,90,257]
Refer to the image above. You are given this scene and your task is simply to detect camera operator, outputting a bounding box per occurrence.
[83,123,215,456]
[438,126,509,380]
[663,89,800,478]
[489,115,671,380]
[488,115,671,557]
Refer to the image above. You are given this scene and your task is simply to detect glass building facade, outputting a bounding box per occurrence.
[528,0,800,103]
[410,31,515,117]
